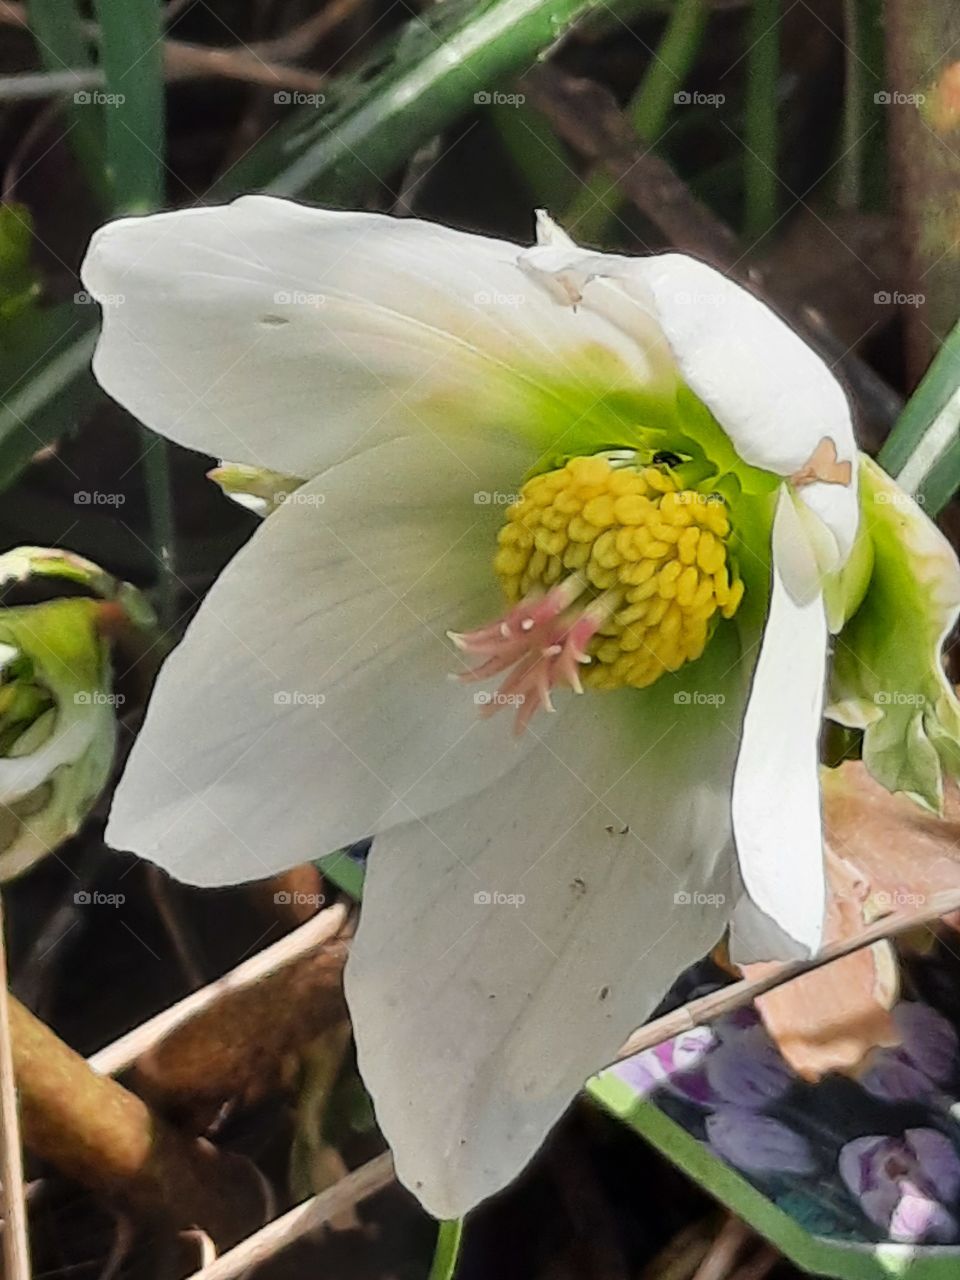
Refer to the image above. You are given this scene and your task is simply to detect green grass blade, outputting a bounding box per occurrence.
[742,0,780,240]
[877,318,960,516]
[564,0,707,243]
[26,0,108,204]
[428,1219,464,1280]
[91,0,174,621]
[215,0,640,203]
[90,0,165,212]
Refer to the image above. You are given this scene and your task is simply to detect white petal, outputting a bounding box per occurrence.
[518,242,859,560]
[106,436,541,885]
[82,197,660,479]
[730,490,827,958]
[346,641,746,1218]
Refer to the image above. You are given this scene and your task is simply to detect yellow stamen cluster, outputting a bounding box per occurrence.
[494,455,745,690]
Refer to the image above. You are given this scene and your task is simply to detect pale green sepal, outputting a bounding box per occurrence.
[207,462,305,518]
[826,455,960,813]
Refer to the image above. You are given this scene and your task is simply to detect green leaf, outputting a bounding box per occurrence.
[0,306,99,490]
[877,317,960,517]
[214,0,643,203]
[0,205,42,323]
[314,849,366,902]
[428,1219,464,1280]
[91,0,165,212]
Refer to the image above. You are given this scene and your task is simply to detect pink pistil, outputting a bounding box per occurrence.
[448,578,610,734]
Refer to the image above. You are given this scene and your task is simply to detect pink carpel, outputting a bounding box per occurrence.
[448,579,606,734]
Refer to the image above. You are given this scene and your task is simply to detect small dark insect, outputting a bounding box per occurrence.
[652,450,683,467]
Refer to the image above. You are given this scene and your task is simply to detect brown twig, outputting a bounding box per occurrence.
[9,996,265,1247]
[614,886,960,1062]
[689,1217,752,1280]
[89,902,348,1077]
[0,2,327,93]
[181,1152,395,1280]
[0,895,30,1280]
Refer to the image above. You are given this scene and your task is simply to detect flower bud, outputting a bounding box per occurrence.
[0,547,154,879]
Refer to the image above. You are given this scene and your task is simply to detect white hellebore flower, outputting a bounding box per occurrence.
[81,197,960,1219]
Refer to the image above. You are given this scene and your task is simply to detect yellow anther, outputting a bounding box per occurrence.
[496,454,744,689]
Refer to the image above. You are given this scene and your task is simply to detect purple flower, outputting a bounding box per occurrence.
[839,1129,960,1244]
[704,1027,793,1109]
[861,1003,957,1103]
[706,1108,817,1176]
[614,1024,718,1105]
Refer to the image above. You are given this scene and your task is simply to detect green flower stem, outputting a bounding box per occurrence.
[428,1218,464,1280]
[742,0,780,241]
[564,0,707,243]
